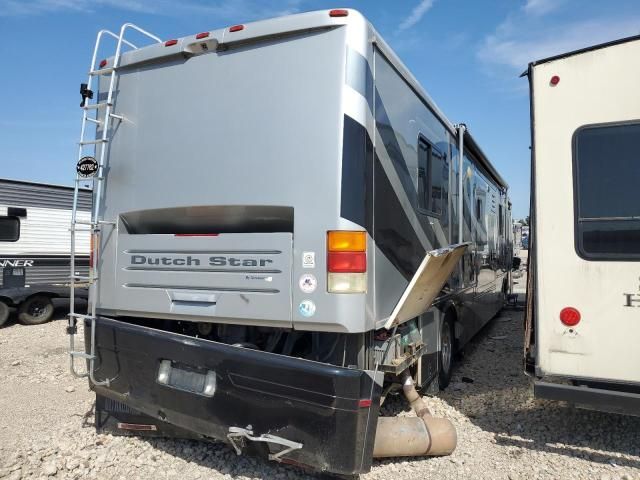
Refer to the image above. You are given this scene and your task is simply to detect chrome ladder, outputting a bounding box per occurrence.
[68,24,162,386]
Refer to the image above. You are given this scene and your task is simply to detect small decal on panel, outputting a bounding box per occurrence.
[302,252,315,268]
[298,300,316,317]
[299,274,317,294]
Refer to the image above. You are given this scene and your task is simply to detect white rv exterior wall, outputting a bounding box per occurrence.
[532,39,640,383]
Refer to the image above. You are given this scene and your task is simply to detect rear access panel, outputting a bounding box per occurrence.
[108,233,293,327]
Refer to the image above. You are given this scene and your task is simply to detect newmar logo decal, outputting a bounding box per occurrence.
[130,255,273,268]
[0,259,34,267]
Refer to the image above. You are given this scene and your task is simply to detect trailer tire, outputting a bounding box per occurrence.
[0,301,9,326]
[438,315,455,390]
[17,295,54,325]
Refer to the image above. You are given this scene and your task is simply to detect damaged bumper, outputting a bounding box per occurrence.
[86,316,382,475]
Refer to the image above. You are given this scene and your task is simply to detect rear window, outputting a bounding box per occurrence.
[573,121,640,260]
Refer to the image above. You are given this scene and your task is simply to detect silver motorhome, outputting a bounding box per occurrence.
[525,36,640,415]
[0,179,90,325]
[69,10,513,475]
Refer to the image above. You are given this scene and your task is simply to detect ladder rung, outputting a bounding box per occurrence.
[89,67,115,75]
[73,219,96,226]
[79,139,108,146]
[69,313,96,321]
[109,113,124,121]
[85,117,102,125]
[70,351,95,360]
[83,102,111,111]
[71,275,96,282]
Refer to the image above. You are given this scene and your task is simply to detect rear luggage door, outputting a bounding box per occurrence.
[110,232,293,327]
[384,243,469,329]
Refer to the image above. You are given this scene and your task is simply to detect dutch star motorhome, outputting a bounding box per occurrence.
[69,10,513,475]
[0,179,90,326]
[525,36,640,416]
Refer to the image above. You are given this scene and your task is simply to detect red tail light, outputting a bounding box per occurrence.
[560,307,580,326]
[328,251,366,273]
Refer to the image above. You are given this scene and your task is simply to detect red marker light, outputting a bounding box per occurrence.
[358,399,372,408]
[550,75,560,86]
[560,307,581,327]
[328,251,366,273]
[164,39,178,47]
[99,59,107,68]
[229,24,244,32]
[195,32,209,39]
[329,9,349,17]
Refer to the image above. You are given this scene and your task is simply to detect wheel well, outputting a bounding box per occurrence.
[0,296,13,307]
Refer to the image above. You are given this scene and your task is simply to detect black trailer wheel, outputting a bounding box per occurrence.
[17,295,54,325]
[438,315,455,390]
[0,301,9,326]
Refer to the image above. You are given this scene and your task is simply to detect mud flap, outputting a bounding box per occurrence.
[384,243,469,330]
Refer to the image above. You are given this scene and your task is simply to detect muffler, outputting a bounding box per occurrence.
[373,374,457,458]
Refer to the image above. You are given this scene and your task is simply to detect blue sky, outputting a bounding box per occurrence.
[1,0,639,219]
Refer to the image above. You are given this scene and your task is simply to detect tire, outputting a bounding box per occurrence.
[438,315,455,390]
[17,295,55,325]
[0,301,9,327]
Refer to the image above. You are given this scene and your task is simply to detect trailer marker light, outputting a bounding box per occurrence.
[328,251,366,273]
[327,231,366,252]
[98,59,107,68]
[329,9,349,17]
[550,75,560,86]
[165,39,178,46]
[358,399,372,408]
[229,24,244,32]
[195,32,209,39]
[560,307,580,326]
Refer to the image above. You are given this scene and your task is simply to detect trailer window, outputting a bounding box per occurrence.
[574,122,640,260]
[417,137,444,215]
[0,217,20,242]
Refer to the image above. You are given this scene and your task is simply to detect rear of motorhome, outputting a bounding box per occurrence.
[525,36,640,416]
[69,10,513,474]
[0,179,90,325]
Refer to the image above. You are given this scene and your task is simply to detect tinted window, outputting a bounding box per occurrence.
[417,138,444,215]
[574,122,640,260]
[0,217,20,242]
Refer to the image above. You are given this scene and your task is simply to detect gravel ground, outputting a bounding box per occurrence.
[1,290,640,480]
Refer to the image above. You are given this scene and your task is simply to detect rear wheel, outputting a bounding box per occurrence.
[18,295,54,325]
[438,315,455,390]
[0,301,9,326]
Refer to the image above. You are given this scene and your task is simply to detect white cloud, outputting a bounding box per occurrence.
[523,0,562,16]
[478,13,640,72]
[399,0,435,31]
[0,0,303,19]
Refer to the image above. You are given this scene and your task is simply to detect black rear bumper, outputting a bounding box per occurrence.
[86,316,382,475]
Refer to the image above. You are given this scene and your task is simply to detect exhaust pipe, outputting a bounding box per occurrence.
[373,374,457,458]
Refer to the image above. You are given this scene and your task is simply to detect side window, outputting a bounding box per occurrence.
[417,136,444,216]
[499,204,504,235]
[574,122,640,260]
[475,198,482,220]
[0,217,20,242]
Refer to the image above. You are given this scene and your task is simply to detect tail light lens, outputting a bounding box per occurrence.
[327,231,366,293]
[560,307,581,326]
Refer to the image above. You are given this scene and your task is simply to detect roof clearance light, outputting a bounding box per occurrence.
[560,307,581,327]
[165,39,178,47]
[550,75,560,86]
[229,24,244,32]
[329,9,349,17]
[99,59,107,68]
[195,32,210,39]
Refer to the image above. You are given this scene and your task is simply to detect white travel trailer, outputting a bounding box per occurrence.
[69,10,513,475]
[525,35,640,415]
[0,179,90,326]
